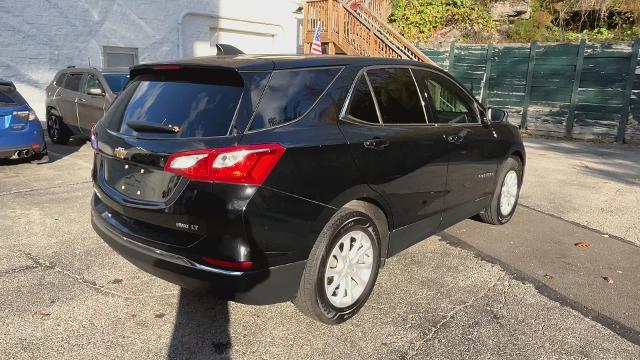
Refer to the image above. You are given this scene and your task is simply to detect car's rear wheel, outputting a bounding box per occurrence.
[294,204,382,324]
[479,156,522,225]
[47,113,71,144]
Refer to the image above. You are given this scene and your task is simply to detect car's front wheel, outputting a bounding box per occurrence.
[47,113,71,145]
[479,156,523,225]
[294,204,382,324]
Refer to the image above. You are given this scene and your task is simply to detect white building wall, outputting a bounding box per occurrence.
[0,0,303,118]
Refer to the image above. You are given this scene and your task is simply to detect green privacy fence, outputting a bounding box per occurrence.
[421,40,640,143]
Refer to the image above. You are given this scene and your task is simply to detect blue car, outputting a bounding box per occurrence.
[0,80,47,161]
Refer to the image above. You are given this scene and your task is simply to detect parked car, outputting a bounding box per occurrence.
[91,55,525,324]
[0,80,47,161]
[45,67,129,144]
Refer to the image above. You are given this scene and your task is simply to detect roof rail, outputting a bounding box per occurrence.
[66,65,76,68]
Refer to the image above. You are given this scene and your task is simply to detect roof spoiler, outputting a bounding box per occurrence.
[216,44,244,56]
[0,79,15,88]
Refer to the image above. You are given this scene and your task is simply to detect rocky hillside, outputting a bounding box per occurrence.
[388,0,640,45]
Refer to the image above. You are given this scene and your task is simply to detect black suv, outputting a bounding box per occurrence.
[45,67,129,144]
[91,55,525,324]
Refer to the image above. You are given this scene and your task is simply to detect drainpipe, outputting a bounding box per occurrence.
[177,11,285,58]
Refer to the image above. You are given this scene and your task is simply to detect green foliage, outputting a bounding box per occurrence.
[508,0,640,42]
[508,9,555,42]
[389,0,640,43]
[388,0,494,43]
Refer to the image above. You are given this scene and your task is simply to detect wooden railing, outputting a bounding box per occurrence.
[350,0,393,20]
[303,0,434,65]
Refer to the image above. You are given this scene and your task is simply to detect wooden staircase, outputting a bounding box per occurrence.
[303,0,434,65]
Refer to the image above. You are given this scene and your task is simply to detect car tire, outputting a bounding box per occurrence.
[47,113,71,145]
[479,156,522,225]
[294,203,382,325]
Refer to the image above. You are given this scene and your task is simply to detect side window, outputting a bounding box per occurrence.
[365,68,426,125]
[63,73,83,92]
[347,74,379,124]
[248,67,341,131]
[83,74,104,95]
[54,73,68,87]
[415,70,477,124]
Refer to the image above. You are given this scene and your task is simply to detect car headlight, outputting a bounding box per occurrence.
[13,110,38,121]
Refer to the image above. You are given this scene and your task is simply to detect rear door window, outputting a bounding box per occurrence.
[111,69,244,138]
[248,67,341,131]
[365,68,426,125]
[63,73,84,92]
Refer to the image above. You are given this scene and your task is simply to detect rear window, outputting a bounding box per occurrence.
[63,73,83,92]
[111,69,244,138]
[248,67,341,131]
[0,85,27,107]
[54,73,67,86]
[103,73,129,94]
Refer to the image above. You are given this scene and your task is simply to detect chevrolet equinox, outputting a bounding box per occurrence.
[91,55,526,324]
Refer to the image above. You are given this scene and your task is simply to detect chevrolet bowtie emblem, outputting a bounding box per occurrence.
[113,147,127,159]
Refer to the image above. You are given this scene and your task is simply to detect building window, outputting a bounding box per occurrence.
[102,46,138,68]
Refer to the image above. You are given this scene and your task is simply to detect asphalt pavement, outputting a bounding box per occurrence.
[0,138,638,359]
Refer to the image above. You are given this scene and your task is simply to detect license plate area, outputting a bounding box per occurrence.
[102,157,181,203]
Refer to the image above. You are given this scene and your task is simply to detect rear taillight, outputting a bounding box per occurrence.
[13,110,38,121]
[90,125,98,151]
[164,144,285,185]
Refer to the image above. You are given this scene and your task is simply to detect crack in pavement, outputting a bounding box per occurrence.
[0,264,39,277]
[13,249,177,299]
[405,274,505,359]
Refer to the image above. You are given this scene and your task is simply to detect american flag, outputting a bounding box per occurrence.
[310,23,322,55]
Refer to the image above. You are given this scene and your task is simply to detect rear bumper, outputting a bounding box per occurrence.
[91,209,306,305]
[0,145,46,159]
[0,121,46,159]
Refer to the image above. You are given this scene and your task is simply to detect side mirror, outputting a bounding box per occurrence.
[487,107,508,123]
[87,87,104,96]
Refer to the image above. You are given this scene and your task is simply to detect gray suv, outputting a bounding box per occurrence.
[45,67,129,144]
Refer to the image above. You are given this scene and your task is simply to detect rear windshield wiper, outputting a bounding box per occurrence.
[127,121,180,134]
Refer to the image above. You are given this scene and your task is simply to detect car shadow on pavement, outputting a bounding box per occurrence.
[168,289,232,360]
[44,136,87,164]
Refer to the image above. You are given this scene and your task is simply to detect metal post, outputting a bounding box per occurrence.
[521,41,537,129]
[617,39,640,144]
[481,42,494,107]
[566,38,586,138]
[448,42,455,72]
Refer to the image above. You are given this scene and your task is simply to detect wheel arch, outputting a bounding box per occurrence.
[46,106,61,118]
[511,149,525,167]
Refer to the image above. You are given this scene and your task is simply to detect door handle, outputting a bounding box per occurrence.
[446,134,464,144]
[363,138,389,150]
[77,98,86,103]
